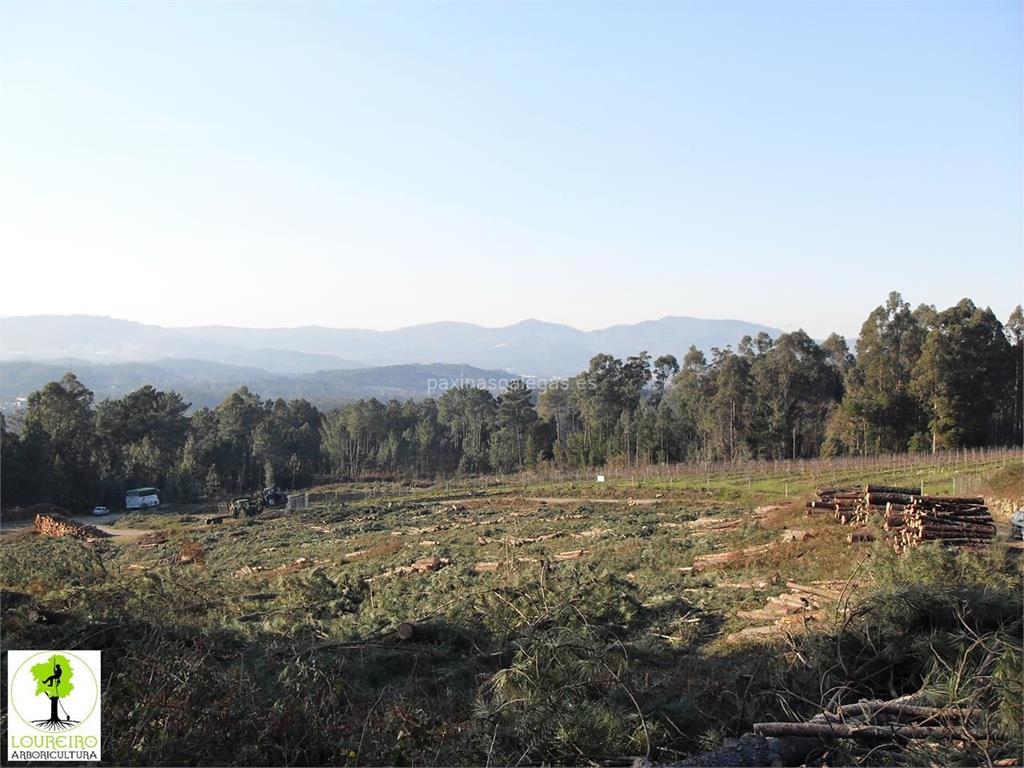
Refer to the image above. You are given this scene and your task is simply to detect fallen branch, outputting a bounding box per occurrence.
[753,721,981,740]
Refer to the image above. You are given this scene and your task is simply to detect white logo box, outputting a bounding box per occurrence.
[7,650,102,762]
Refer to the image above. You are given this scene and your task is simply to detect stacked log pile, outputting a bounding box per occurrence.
[33,514,110,540]
[805,486,862,522]
[806,484,920,526]
[890,496,995,553]
[806,485,996,552]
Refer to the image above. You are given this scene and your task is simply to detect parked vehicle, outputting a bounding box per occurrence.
[229,497,260,517]
[1011,510,1024,541]
[225,487,288,517]
[91,506,110,517]
[125,487,160,510]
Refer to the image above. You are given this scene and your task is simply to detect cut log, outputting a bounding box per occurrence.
[866,485,921,495]
[829,702,959,720]
[692,542,777,570]
[913,496,984,505]
[396,622,415,641]
[392,556,452,575]
[866,492,914,506]
[817,486,859,495]
[754,721,980,740]
[770,593,812,609]
[912,523,996,536]
[555,548,589,560]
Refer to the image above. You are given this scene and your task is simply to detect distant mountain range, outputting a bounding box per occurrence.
[0,315,781,377]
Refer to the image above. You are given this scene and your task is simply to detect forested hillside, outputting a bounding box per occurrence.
[0,359,518,409]
[3,293,1021,508]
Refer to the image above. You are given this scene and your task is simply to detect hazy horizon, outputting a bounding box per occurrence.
[3,290,1020,340]
[0,309,824,335]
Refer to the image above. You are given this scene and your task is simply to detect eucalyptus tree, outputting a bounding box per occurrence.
[912,299,1013,449]
[844,292,927,453]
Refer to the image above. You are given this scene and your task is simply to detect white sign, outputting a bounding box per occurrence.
[7,650,101,762]
[596,475,605,483]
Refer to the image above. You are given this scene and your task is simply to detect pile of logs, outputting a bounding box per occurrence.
[807,485,996,552]
[886,496,996,553]
[727,581,855,644]
[807,484,920,526]
[33,513,110,540]
[806,485,863,522]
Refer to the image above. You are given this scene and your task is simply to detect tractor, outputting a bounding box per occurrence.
[229,497,261,517]
[261,485,287,507]
[227,486,288,518]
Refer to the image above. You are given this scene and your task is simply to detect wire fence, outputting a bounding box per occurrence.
[293,446,1022,504]
[510,445,1022,487]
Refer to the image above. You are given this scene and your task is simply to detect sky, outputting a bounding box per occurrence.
[1,0,1020,338]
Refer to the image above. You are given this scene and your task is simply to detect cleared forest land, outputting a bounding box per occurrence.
[2,452,1021,766]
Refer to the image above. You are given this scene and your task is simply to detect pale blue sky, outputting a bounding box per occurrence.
[1,0,1020,337]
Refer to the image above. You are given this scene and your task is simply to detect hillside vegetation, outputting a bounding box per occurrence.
[2,453,1020,766]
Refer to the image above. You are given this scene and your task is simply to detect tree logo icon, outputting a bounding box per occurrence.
[7,650,102,761]
[28,654,77,730]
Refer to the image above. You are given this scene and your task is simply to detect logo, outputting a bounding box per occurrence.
[7,650,101,762]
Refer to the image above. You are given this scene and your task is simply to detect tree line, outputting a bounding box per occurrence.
[2,293,1021,509]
